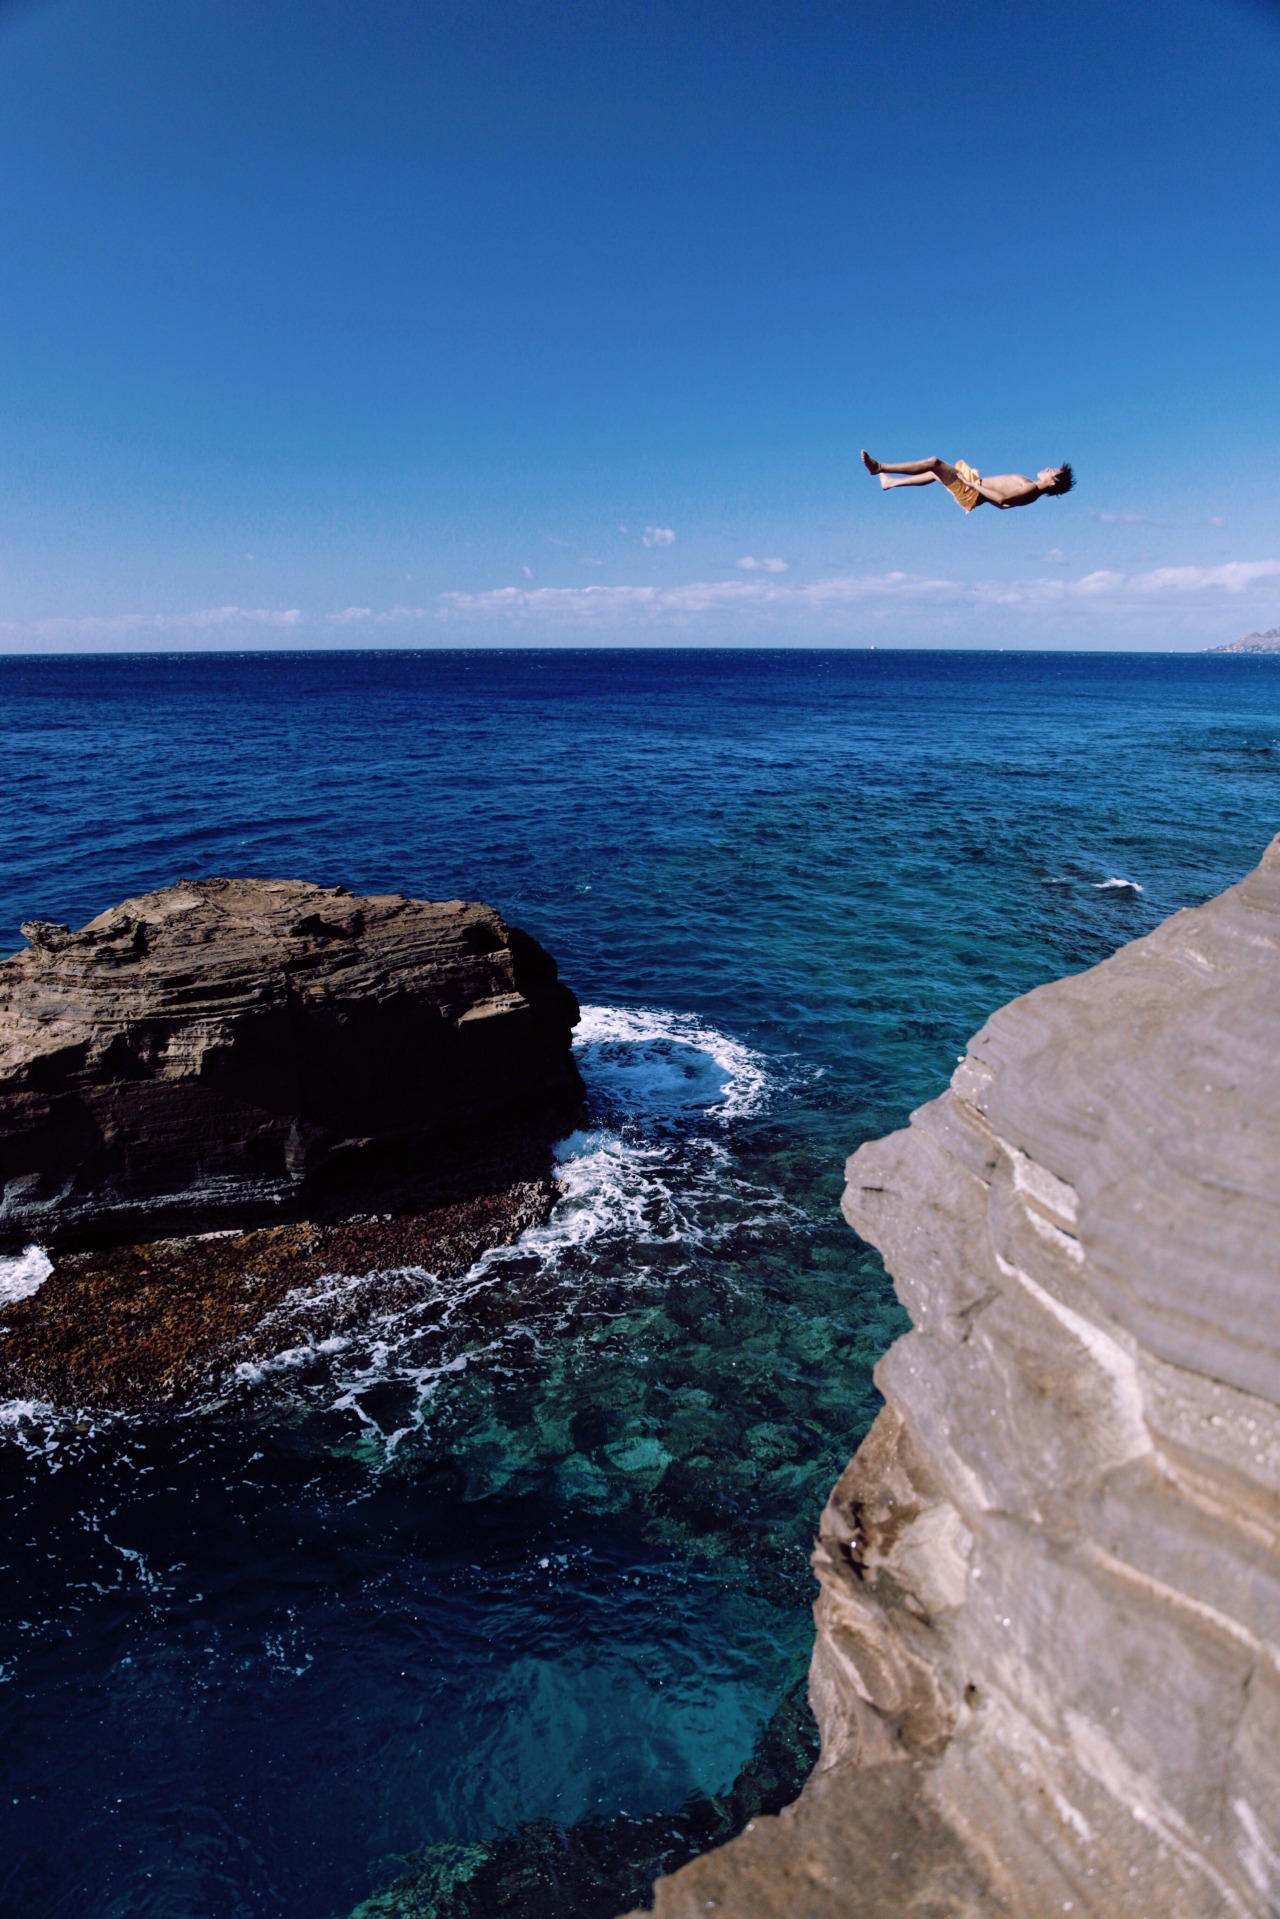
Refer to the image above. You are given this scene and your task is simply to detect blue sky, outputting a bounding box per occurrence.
[2,0,1279,650]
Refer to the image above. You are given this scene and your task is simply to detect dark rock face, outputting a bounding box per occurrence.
[0,878,583,1250]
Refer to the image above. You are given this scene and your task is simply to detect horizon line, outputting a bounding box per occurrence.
[0,642,1260,660]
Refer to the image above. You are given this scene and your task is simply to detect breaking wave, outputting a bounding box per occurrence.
[222,1004,788,1444]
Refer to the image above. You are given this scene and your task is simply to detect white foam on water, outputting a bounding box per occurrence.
[209,1006,793,1444]
[573,1003,770,1123]
[0,1395,68,1464]
[0,1245,53,1307]
[0,1251,58,1445]
[0,1395,56,1428]
[503,1128,690,1262]
[227,1133,790,1442]
[432,1003,781,1294]
[232,1332,356,1388]
[1094,876,1144,892]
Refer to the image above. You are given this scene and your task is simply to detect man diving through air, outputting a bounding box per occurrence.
[861,449,1074,513]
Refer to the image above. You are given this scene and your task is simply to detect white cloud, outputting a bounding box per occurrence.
[0,605,302,639]
[1071,560,1280,596]
[736,556,789,573]
[338,604,434,623]
[641,526,676,547]
[433,572,961,623]
[1092,510,1233,533]
[425,557,1280,624]
[7,556,1279,652]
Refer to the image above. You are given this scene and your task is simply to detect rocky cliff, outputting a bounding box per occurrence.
[0,877,582,1250]
[1208,626,1280,654]
[628,837,1280,1918]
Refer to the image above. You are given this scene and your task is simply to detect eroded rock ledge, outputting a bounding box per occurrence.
[0,876,583,1250]
[630,836,1280,1917]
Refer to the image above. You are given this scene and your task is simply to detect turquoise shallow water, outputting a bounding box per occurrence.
[1,649,1278,1917]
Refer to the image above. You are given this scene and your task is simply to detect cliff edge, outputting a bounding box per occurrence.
[628,836,1280,1917]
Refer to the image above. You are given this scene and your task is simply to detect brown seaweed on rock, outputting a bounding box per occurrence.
[0,1180,558,1413]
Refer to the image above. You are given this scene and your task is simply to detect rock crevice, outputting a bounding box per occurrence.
[631,836,1280,1918]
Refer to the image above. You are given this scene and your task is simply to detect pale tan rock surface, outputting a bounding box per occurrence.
[0,877,582,1249]
[626,835,1280,1918]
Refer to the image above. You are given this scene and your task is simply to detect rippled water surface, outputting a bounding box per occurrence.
[1,649,1278,1917]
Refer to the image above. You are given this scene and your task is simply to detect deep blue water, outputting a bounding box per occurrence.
[1,649,1277,1918]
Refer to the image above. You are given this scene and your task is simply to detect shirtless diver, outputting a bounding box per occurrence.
[861,450,1074,513]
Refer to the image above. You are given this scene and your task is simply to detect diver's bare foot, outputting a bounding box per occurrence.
[861,449,881,474]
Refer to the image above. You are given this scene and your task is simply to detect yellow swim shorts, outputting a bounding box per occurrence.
[945,460,982,513]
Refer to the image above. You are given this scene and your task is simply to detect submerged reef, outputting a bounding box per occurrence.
[0,876,582,1251]
[349,1684,818,1919]
[629,835,1280,1916]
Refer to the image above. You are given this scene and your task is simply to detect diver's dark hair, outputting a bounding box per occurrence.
[1046,463,1075,495]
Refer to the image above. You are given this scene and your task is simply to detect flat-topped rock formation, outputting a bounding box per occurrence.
[0,877,583,1251]
[628,836,1280,1918]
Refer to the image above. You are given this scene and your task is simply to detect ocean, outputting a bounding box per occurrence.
[1,648,1277,1918]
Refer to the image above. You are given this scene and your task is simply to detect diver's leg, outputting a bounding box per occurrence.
[879,472,940,489]
[866,456,953,477]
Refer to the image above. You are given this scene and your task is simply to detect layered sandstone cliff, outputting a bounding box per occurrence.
[630,837,1280,1917]
[0,877,582,1250]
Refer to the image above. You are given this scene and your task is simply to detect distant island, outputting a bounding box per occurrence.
[1208,624,1280,653]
